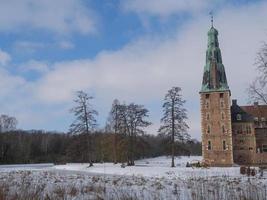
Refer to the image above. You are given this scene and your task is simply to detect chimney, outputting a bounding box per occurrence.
[232,99,237,106]
[254,102,259,106]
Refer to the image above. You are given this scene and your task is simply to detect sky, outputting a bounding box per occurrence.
[0,0,267,140]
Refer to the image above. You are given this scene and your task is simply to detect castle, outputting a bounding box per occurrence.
[200,23,267,167]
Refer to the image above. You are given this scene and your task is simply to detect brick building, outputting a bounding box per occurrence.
[200,24,267,166]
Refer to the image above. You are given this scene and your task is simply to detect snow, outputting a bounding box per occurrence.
[54,156,241,178]
[0,156,266,200]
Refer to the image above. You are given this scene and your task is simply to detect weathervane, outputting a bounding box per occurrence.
[209,11,214,27]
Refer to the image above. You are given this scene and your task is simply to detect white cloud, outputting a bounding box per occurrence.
[20,60,49,73]
[59,41,75,50]
[121,0,216,17]
[14,41,46,54]
[0,49,11,66]
[31,1,267,139]
[0,1,267,139]
[0,0,96,35]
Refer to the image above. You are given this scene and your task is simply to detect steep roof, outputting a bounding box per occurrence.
[241,104,267,119]
[200,26,229,93]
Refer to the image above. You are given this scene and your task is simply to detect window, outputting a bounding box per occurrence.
[206,113,210,120]
[236,114,242,121]
[223,140,227,150]
[249,147,253,150]
[220,100,224,108]
[220,93,224,98]
[208,141,212,150]
[207,125,211,134]
[221,112,225,120]
[205,94,210,99]
[262,145,267,152]
[205,101,209,109]
[246,125,251,134]
[222,125,225,134]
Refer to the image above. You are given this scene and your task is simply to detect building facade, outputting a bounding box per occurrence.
[200,24,267,166]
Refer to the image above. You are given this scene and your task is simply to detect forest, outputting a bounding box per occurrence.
[0,130,201,164]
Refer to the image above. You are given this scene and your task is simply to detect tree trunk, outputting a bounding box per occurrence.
[171,99,175,168]
[113,129,117,164]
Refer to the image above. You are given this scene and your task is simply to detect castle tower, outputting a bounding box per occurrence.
[200,23,233,166]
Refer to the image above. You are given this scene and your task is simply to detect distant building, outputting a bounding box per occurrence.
[200,23,267,166]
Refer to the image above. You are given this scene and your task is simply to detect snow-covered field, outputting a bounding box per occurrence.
[0,156,267,200]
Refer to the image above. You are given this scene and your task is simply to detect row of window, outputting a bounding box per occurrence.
[205,100,225,109]
[207,140,227,150]
[206,125,227,134]
[206,112,225,120]
[205,93,224,99]
[233,125,252,134]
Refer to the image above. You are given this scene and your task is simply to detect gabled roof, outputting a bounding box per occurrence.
[241,104,267,119]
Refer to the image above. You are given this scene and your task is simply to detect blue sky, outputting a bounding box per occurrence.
[0,0,266,139]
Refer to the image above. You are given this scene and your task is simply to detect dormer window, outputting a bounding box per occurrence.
[236,114,242,121]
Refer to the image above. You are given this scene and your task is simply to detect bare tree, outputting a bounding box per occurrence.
[0,115,18,133]
[121,103,151,166]
[159,87,190,167]
[248,42,267,104]
[106,99,121,164]
[69,91,98,166]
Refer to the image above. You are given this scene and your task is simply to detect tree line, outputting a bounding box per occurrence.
[0,87,201,166]
[0,130,201,164]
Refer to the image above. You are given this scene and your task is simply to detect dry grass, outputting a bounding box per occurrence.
[0,170,266,200]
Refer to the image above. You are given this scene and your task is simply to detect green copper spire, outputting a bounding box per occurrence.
[200,24,229,93]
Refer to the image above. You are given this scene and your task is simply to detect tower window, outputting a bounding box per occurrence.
[205,101,209,109]
[207,125,211,134]
[223,140,227,150]
[221,112,224,120]
[220,101,224,108]
[205,94,210,99]
[208,141,212,150]
[220,93,224,98]
[206,113,210,120]
[222,125,225,134]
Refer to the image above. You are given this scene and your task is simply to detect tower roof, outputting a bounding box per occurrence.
[200,25,229,93]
